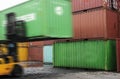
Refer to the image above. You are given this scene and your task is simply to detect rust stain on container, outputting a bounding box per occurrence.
[43,40,55,45]
[116,38,120,72]
[28,46,43,61]
[29,40,55,46]
[73,8,119,39]
[29,41,44,46]
[72,0,119,12]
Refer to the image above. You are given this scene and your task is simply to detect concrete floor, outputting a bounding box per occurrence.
[0,65,120,79]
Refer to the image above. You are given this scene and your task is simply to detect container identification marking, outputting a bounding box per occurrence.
[55,6,63,16]
[2,13,36,26]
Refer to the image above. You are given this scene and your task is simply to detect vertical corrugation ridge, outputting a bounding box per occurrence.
[104,40,108,70]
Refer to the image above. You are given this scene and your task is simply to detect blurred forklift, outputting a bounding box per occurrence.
[0,13,27,76]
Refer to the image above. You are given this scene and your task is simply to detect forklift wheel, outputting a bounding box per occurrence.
[11,64,23,77]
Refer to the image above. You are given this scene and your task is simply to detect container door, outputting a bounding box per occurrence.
[29,47,43,62]
[43,45,53,64]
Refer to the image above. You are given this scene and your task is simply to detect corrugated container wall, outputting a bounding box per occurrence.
[116,39,120,72]
[53,40,116,70]
[0,0,72,41]
[72,0,119,12]
[73,8,119,39]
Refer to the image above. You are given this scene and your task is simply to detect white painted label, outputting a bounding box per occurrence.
[17,13,36,22]
[55,6,63,16]
[2,13,36,26]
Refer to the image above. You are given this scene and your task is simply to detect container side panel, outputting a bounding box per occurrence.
[73,9,105,39]
[0,0,72,40]
[46,0,73,38]
[0,0,45,38]
[73,8,118,39]
[54,40,116,70]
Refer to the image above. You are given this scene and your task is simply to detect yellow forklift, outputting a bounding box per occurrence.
[0,13,25,76]
[0,43,23,76]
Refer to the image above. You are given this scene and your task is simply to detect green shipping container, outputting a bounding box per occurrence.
[53,40,116,70]
[0,0,72,40]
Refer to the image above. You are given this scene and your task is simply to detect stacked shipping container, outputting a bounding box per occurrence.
[0,0,72,41]
[2,0,120,71]
[73,8,119,39]
[72,0,120,39]
[29,40,54,64]
[53,0,120,71]
[0,0,73,67]
[54,40,116,70]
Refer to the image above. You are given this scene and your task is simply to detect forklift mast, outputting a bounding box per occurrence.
[6,13,26,41]
[5,12,26,62]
